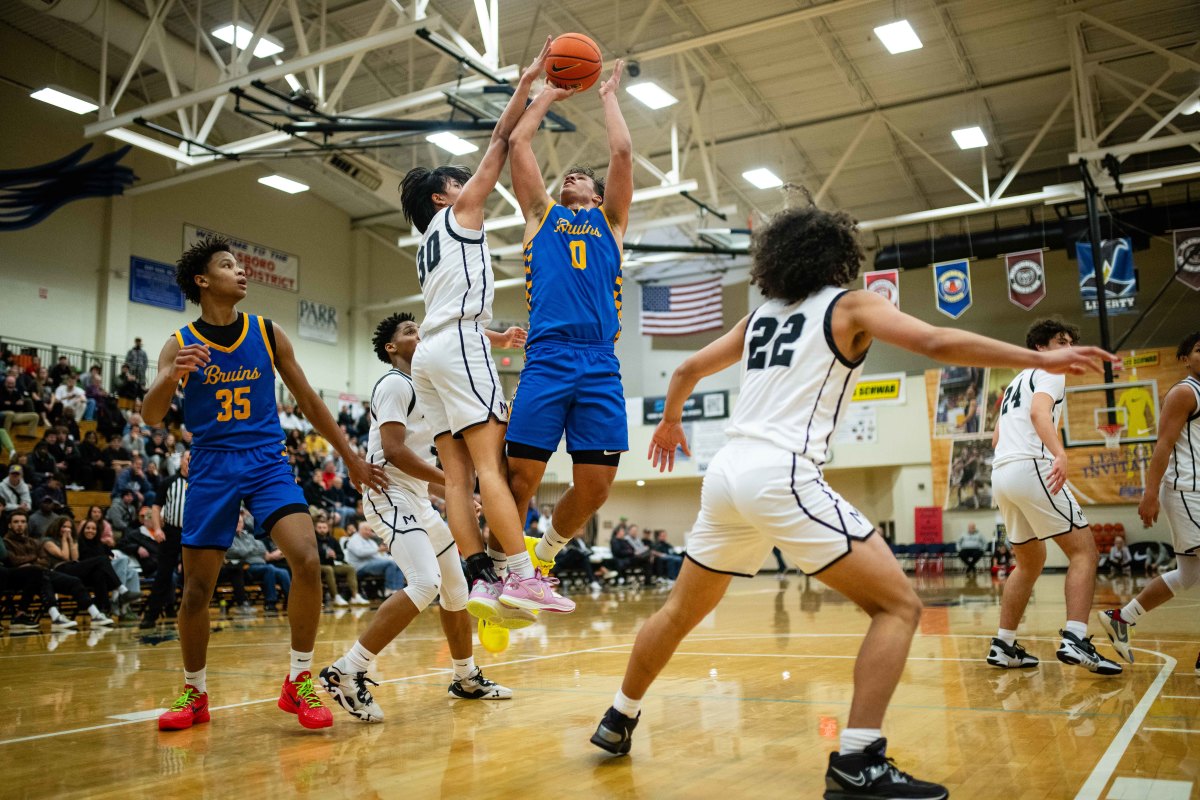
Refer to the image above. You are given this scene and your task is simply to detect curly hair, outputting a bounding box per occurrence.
[176,235,233,305]
[564,165,605,201]
[400,166,473,234]
[1178,331,1200,360]
[748,205,863,303]
[1025,318,1080,350]
[372,312,416,364]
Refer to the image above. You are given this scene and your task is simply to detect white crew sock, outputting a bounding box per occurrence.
[840,728,883,755]
[452,656,476,681]
[48,606,67,622]
[87,604,106,619]
[486,546,508,578]
[1119,598,1146,625]
[290,649,314,680]
[612,689,642,719]
[1064,620,1088,640]
[508,551,534,579]
[997,628,1017,647]
[184,667,207,694]
[534,524,571,563]
[338,641,376,676]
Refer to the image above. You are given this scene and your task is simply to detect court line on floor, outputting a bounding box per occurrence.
[1073,646,1177,800]
[1142,727,1200,734]
[1162,695,1200,700]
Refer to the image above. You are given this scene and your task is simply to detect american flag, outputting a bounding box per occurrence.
[639,276,723,336]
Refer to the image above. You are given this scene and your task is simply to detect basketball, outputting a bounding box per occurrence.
[546,33,602,91]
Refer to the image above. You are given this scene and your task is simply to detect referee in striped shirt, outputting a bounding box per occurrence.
[140,450,188,629]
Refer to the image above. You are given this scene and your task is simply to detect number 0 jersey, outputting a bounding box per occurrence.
[991,369,1065,469]
[417,207,494,336]
[175,313,286,451]
[726,287,866,465]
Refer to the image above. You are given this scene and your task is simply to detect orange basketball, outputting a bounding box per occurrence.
[546,33,602,91]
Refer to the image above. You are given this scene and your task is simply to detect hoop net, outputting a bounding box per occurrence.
[1097,423,1125,450]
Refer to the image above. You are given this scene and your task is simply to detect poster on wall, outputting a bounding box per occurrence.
[982,368,1020,432]
[642,390,728,425]
[945,439,994,512]
[688,419,728,474]
[1174,226,1200,290]
[183,223,300,293]
[298,299,338,344]
[834,404,878,444]
[129,256,185,312]
[933,366,985,438]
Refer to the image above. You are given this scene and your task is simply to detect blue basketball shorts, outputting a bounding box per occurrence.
[506,340,628,454]
[182,446,308,549]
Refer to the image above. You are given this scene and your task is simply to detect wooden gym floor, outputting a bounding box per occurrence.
[1,573,1197,800]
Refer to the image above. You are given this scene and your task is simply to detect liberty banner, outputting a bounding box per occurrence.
[1174,226,1200,291]
[863,268,900,307]
[183,223,300,293]
[1076,237,1136,315]
[932,259,972,319]
[1004,249,1046,310]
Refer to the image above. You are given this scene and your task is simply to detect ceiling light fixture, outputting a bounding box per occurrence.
[212,24,284,58]
[626,81,678,110]
[30,86,98,115]
[258,174,310,194]
[873,20,922,54]
[426,131,479,155]
[951,126,988,149]
[742,168,783,189]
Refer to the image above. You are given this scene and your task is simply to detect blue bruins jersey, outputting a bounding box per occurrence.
[175,314,285,450]
[524,204,623,346]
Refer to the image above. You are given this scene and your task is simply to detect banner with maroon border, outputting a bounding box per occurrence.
[1174,227,1200,291]
[863,269,900,307]
[184,223,300,293]
[1004,249,1046,310]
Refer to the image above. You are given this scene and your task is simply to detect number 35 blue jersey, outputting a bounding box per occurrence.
[524,204,622,347]
[175,313,286,450]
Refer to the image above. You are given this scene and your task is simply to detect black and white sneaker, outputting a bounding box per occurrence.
[1096,610,1134,664]
[986,637,1039,668]
[9,615,39,632]
[1056,630,1122,675]
[319,663,384,722]
[590,706,639,756]
[447,668,512,700]
[825,738,948,799]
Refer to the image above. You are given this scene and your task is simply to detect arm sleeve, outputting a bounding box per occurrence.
[1031,371,1066,400]
[373,376,415,427]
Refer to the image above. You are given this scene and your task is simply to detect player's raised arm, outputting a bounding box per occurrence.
[454,37,552,230]
[509,84,575,224]
[597,60,633,238]
[649,315,750,472]
[143,335,207,426]
[1138,384,1197,526]
[269,322,387,494]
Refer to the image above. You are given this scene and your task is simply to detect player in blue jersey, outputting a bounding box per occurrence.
[504,60,633,574]
[142,235,387,733]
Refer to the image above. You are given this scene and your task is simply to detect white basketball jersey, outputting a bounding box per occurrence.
[992,369,1066,469]
[417,207,493,336]
[726,287,865,465]
[1166,376,1200,492]
[366,369,436,500]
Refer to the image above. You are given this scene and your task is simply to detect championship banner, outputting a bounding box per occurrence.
[1174,226,1200,291]
[1075,237,1136,315]
[863,269,900,307]
[184,223,300,293]
[932,259,972,319]
[1004,249,1046,310]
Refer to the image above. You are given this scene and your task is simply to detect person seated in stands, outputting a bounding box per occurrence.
[118,505,160,578]
[48,356,73,389]
[27,440,60,485]
[552,535,608,591]
[3,510,91,628]
[321,474,356,523]
[957,523,988,576]
[100,436,131,491]
[58,410,81,444]
[122,424,148,460]
[78,431,105,490]
[112,454,156,506]
[106,488,140,538]
[1,374,40,450]
[145,429,167,470]
[354,400,371,445]
[28,493,64,538]
[1,465,31,513]
[40,514,120,624]
[343,520,405,598]
[278,403,304,434]
[116,364,143,402]
[29,366,60,427]
[1107,535,1133,575]
[650,529,683,582]
[227,515,291,612]
[611,524,654,581]
[991,541,1013,577]
[315,516,367,606]
[54,372,89,422]
[43,428,80,488]
[77,517,141,622]
[0,555,47,631]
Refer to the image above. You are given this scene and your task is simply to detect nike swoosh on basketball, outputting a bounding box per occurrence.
[550,64,572,72]
[830,768,867,787]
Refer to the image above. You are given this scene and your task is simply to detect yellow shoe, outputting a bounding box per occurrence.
[478,618,510,654]
[525,535,556,574]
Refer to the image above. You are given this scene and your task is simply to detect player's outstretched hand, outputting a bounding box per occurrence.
[348,454,388,495]
[1047,453,1068,495]
[648,419,689,473]
[521,36,553,84]
[541,83,578,103]
[598,59,624,100]
[1138,491,1159,528]
[500,326,527,349]
[173,343,210,381]
[1039,345,1118,375]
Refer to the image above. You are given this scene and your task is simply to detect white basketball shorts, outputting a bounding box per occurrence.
[362,486,467,611]
[1161,487,1200,556]
[992,459,1089,545]
[412,323,508,438]
[685,439,874,577]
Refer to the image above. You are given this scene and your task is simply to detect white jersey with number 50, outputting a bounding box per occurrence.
[417,207,494,336]
[725,287,865,466]
[992,369,1066,469]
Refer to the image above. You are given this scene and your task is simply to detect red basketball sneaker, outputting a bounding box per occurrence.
[158,685,210,731]
[278,671,333,729]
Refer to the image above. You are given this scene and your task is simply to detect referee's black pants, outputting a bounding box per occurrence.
[143,524,182,624]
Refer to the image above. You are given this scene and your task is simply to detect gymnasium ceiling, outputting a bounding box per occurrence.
[2,0,1199,284]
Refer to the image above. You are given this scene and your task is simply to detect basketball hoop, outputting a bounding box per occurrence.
[1097,423,1125,450]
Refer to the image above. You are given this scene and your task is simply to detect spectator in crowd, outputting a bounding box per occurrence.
[0,422,15,462]
[322,474,357,523]
[28,494,63,538]
[32,476,67,517]
[650,529,683,582]
[537,503,553,534]
[14,360,38,396]
[27,441,59,485]
[53,372,89,421]
[957,523,988,576]
[119,506,161,577]
[77,517,141,622]
[611,524,654,580]
[343,520,404,597]
[31,366,61,426]
[116,364,143,402]
[106,488,140,538]
[112,454,155,506]
[1107,535,1133,575]
[1,465,31,513]
[991,542,1013,577]
[58,410,81,444]
[278,403,304,434]
[78,430,105,490]
[227,516,291,613]
[48,355,73,388]
[3,510,89,628]
[100,435,131,491]
[315,516,367,606]
[84,372,107,405]
[0,374,39,441]
[553,535,607,591]
[161,433,182,477]
[122,424,148,459]
[41,514,120,622]
[354,400,371,443]
[125,338,148,386]
[43,428,81,489]
[0,553,47,630]
[145,430,167,470]
[85,504,114,540]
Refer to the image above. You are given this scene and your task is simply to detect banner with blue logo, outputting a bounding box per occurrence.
[1076,237,1137,316]
[129,256,185,312]
[932,259,972,319]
